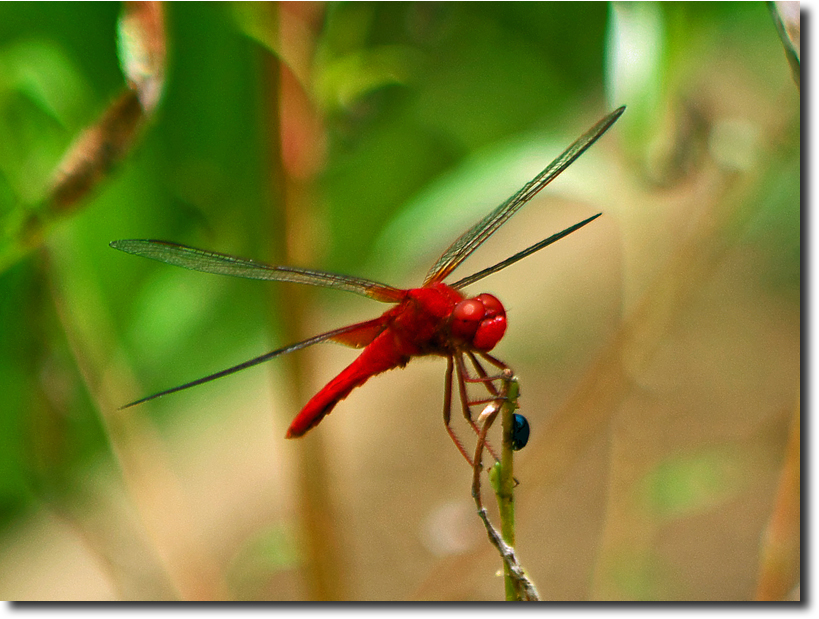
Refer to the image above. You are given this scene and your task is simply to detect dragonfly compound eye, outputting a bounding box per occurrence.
[451,298,485,340]
[476,293,504,318]
[110,107,622,460]
[471,294,506,351]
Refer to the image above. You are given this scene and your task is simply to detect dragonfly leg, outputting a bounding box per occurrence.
[468,351,511,385]
[466,351,520,408]
[474,351,510,373]
[454,354,501,463]
[443,355,475,466]
[471,368,517,509]
[457,352,511,411]
[470,378,504,510]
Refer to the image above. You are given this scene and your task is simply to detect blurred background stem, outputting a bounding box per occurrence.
[261,2,345,600]
[0,2,799,600]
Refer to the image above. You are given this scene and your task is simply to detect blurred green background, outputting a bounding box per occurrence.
[0,1,799,601]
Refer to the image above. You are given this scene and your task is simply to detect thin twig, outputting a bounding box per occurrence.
[471,371,540,601]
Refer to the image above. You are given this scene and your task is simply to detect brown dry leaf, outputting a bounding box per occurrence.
[48,90,145,212]
[46,1,166,212]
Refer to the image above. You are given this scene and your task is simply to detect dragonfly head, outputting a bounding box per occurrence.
[451,293,507,352]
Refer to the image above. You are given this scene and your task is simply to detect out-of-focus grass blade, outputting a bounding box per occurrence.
[768,1,800,90]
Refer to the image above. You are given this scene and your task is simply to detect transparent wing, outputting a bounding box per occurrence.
[110,240,405,303]
[330,320,389,348]
[451,213,601,290]
[119,317,388,409]
[424,106,625,285]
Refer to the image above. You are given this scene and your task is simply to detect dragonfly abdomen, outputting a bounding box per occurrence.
[285,328,411,438]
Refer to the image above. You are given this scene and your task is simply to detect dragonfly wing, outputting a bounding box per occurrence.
[119,317,389,409]
[423,106,625,285]
[451,213,602,290]
[330,320,389,348]
[110,239,405,303]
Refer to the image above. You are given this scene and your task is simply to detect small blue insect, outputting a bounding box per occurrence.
[511,413,530,451]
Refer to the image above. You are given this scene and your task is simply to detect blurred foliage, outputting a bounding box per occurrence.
[0,1,799,601]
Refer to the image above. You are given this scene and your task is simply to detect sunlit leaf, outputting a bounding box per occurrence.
[315,46,417,112]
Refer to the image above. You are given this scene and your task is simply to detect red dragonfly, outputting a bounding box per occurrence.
[111,107,624,463]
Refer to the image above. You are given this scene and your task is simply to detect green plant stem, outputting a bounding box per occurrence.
[496,376,520,600]
[472,372,539,601]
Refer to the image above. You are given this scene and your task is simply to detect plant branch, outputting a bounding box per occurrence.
[471,371,539,601]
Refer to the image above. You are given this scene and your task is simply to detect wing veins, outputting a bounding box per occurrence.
[110,240,404,303]
[119,318,387,409]
[451,213,602,289]
[424,106,625,285]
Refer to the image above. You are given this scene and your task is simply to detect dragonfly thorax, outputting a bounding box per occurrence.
[394,284,506,355]
[111,106,623,450]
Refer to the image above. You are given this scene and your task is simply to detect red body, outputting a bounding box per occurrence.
[113,108,621,439]
[285,282,507,438]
